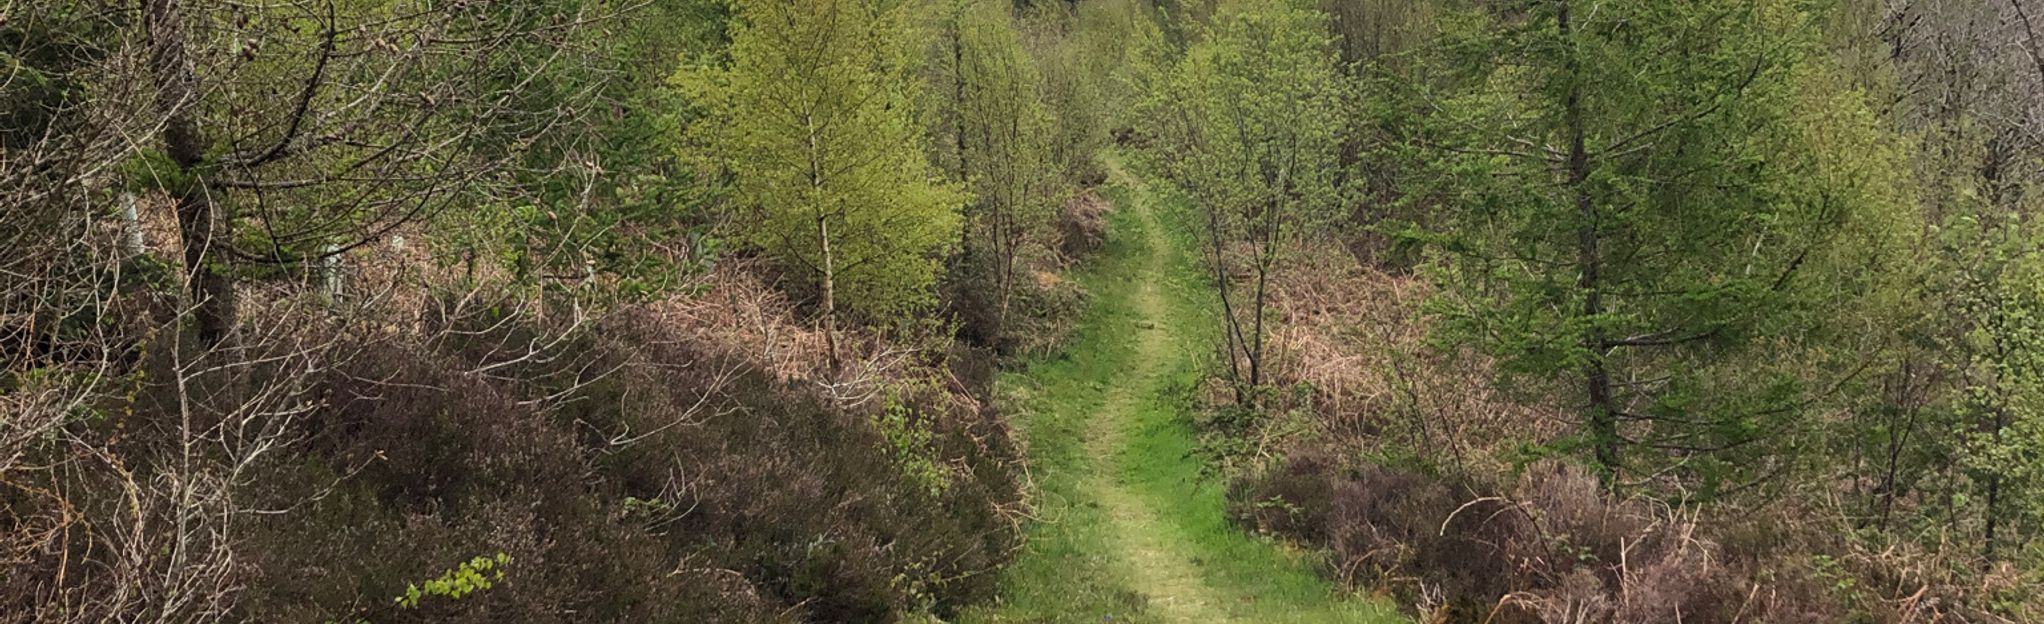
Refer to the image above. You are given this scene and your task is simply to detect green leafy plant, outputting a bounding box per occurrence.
[393,553,512,610]
[621,496,675,519]
[877,391,951,497]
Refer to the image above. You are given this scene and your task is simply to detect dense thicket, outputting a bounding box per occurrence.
[1116,0,2044,622]
[2,0,1111,621]
[15,0,2044,622]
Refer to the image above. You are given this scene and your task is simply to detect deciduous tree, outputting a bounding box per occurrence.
[1145,0,1346,405]
[949,0,1061,341]
[680,0,967,371]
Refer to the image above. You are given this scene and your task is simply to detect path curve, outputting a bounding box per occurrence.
[960,155,1399,624]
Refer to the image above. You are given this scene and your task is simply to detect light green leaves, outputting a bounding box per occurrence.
[680,0,967,321]
[1153,0,1348,237]
[393,553,512,610]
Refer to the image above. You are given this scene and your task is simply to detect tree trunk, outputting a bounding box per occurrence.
[1205,200,1249,405]
[146,0,235,347]
[1560,0,1619,487]
[1984,364,2009,565]
[1249,200,1280,394]
[819,213,840,376]
[1249,259,1267,392]
[1877,404,1917,529]
[805,115,839,375]
[994,112,1023,338]
[995,202,1014,335]
[952,12,970,181]
[1984,472,2001,565]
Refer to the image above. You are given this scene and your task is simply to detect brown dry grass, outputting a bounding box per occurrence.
[1235,240,2034,624]
[649,261,837,385]
[1263,239,1565,471]
[648,261,980,412]
[1058,189,1113,263]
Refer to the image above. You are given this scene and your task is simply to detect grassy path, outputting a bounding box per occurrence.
[957,159,1401,623]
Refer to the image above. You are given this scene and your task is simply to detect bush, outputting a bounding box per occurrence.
[1057,190,1112,263]
[3,288,1023,623]
[944,232,1089,357]
[1234,456,1877,623]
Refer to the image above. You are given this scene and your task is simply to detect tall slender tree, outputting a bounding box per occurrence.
[950,0,1061,339]
[1145,0,1346,405]
[681,0,967,371]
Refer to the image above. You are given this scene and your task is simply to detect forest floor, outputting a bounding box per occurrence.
[957,157,1401,623]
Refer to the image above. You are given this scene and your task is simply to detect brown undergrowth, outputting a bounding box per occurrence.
[1224,240,2032,624]
[3,246,1025,622]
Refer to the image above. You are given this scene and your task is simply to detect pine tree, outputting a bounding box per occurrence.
[1409,0,1911,492]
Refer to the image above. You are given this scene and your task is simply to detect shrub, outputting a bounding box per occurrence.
[1057,190,1112,263]
[3,284,1023,623]
[1234,456,1881,623]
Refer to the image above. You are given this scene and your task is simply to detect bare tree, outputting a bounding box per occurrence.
[3,0,641,619]
[133,0,627,345]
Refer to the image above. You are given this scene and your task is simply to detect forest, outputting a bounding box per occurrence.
[5,0,2044,622]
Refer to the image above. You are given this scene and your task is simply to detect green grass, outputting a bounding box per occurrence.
[957,158,1403,623]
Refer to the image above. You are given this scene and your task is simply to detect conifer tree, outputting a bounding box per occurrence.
[1409,0,1910,491]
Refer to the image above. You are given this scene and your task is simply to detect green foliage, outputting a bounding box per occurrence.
[508,0,728,297]
[117,149,206,196]
[1809,554,1868,607]
[679,0,967,321]
[1016,0,1151,179]
[877,390,952,497]
[393,553,511,610]
[933,0,1069,345]
[620,495,675,519]
[955,2,1061,230]
[1149,0,1347,235]
[1135,0,1348,401]
[0,0,114,149]
[1931,210,2044,556]
[1397,0,1914,489]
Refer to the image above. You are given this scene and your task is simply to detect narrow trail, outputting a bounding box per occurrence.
[1076,161,1231,622]
[959,157,1399,624]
